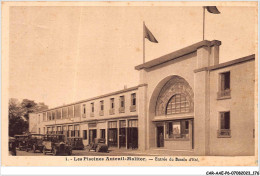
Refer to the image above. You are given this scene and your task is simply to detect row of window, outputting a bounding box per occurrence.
[42,93,136,121]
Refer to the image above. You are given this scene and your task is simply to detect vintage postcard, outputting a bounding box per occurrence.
[1,1,258,167]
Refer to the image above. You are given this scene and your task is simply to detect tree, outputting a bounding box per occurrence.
[9,98,49,136]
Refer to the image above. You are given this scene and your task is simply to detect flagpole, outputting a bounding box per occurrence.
[143,21,145,63]
[203,7,205,40]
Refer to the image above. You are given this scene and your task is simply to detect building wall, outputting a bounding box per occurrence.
[209,60,255,155]
[142,53,197,150]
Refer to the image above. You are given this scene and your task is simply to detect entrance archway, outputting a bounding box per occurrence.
[148,75,194,149]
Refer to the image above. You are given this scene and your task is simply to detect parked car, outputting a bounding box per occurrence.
[67,137,85,150]
[26,134,44,153]
[14,134,29,151]
[86,138,108,152]
[9,137,16,156]
[42,134,72,156]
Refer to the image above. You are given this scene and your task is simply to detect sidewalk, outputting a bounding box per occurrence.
[109,147,195,156]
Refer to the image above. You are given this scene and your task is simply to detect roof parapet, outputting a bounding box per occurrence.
[135,40,221,70]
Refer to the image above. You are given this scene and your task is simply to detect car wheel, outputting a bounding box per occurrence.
[40,147,43,153]
[52,148,57,156]
[43,147,46,155]
[26,147,29,152]
[33,145,36,153]
[68,150,72,156]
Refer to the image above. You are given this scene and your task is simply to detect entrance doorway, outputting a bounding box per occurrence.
[127,127,138,149]
[157,126,164,147]
[89,129,97,144]
[108,129,117,147]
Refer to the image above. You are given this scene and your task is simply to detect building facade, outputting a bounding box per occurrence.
[29,40,255,155]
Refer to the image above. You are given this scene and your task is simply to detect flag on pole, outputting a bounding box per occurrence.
[205,6,221,14]
[144,24,158,43]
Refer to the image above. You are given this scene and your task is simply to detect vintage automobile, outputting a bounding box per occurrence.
[67,137,85,150]
[26,134,44,153]
[42,134,72,156]
[14,134,29,151]
[87,138,108,152]
[9,137,16,156]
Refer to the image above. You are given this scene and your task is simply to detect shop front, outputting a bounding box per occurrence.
[155,119,193,150]
[108,121,118,147]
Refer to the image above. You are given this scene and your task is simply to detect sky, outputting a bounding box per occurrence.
[9,5,256,108]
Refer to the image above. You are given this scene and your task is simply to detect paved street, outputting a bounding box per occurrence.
[15,147,195,156]
[15,148,145,156]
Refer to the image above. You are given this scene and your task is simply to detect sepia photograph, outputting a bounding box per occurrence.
[1,1,258,168]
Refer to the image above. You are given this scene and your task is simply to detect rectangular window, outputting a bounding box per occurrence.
[218,71,231,98]
[83,104,86,114]
[218,112,231,137]
[74,125,80,137]
[120,96,125,108]
[56,109,62,119]
[43,127,45,134]
[165,120,189,140]
[131,93,136,106]
[130,93,137,112]
[128,120,138,128]
[119,96,125,113]
[83,130,87,140]
[43,113,46,121]
[91,103,94,112]
[62,126,67,136]
[100,129,106,139]
[68,125,74,137]
[51,111,56,120]
[74,104,81,118]
[100,101,104,111]
[62,107,68,119]
[68,106,73,118]
[108,121,117,128]
[110,98,114,109]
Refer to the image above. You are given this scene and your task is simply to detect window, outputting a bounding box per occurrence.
[83,130,87,140]
[68,106,73,118]
[131,93,136,106]
[83,104,86,114]
[62,126,67,136]
[68,125,74,137]
[43,127,46,134]
[99,101,104,116]
[100,101,104,111]
[74,125,80,137]
[51,111,56,120]
[74,104,81,118]
[218,71,231,98]
[166,94,190,115]
[91,103,94,112]
[110,98,114,109]
[47,112,52,121]
[120,96,125,108]
[82,104,86,118]
[57,126,62,134]
[56,109,62,119]
[43,113,46,121]
[62,107,68,119]
[90,103,94,117]
[119,96,125,113]
[110,98,115,115]
[218,112,231,137]
[166,120,189,140]
[130,93,136,112]
[100,129,105,139]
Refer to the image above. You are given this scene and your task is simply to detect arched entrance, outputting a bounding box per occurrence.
[149,75,194,150]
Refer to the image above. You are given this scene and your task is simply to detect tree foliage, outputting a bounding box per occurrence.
[9,98,48,136]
